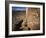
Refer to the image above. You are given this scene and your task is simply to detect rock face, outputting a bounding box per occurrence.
[27,8,40,30]
[12,8,40,31]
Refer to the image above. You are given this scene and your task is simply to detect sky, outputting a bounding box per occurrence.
[12,7,26,11]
